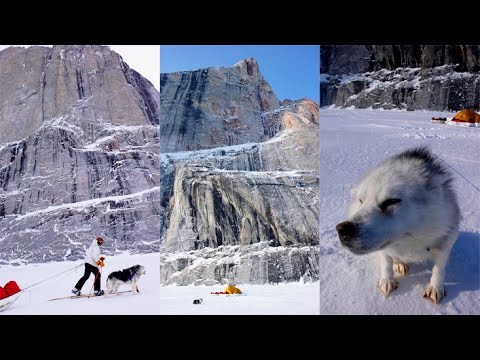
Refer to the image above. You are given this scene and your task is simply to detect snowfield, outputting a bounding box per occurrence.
[160,282,319,315]
[320,109,480,314]
[0,253,160,314]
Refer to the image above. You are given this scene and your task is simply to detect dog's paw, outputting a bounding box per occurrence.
[423,285,445,304]
[378,278,398,297]
[393,262,409,276]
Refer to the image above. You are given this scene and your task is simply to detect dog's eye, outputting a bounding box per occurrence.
[359,199,363,204]
[379,198,401,213]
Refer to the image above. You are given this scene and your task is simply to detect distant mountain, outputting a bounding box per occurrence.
[321,45,480,111]
[0,45,160,264]
[160,58,319,285]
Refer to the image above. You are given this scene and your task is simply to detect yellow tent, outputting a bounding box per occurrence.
[224,285,242,294]
[452,109,480,123]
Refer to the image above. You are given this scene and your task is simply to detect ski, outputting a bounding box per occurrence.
[48,290,132,301]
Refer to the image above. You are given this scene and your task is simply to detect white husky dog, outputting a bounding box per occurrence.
[336,147,460,304]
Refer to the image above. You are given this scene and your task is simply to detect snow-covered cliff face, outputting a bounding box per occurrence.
[321,45,480,111]
[160,58,319,285]
[0,45,160,264]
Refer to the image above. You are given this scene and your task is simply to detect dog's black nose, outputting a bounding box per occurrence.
[336,221,357,243]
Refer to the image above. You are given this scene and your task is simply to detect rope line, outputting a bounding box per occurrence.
[22,263,83,291]
[441,158,480,193]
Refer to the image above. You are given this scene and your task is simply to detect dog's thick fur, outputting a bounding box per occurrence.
[106,265,146,295]
[336,147,460,304]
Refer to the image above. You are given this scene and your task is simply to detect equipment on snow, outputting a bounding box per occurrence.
[0,293,21,312]
[224,285,242,294]
[0,281,22,312]
[210,285,243,295]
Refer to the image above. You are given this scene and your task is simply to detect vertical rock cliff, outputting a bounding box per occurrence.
[0,45,160,264]
[160,58,280,152]
[160,59,319,285]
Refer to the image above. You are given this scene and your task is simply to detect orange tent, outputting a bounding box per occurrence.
[452,109,480,123]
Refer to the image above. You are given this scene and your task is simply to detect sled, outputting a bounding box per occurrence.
[210,292,247,296]
[0,292,21,312]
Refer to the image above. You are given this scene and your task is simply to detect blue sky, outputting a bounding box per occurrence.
[160,45,319,101]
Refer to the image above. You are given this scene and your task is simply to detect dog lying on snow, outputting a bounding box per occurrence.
[106,265,146,295]
[336,147,460,304]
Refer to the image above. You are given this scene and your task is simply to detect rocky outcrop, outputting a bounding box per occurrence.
[160,243,318,285]
[160,88,319,285]
[163,167,318,252]
[0,45,160,264]
[160,58,280,153]
[321,45,480,111]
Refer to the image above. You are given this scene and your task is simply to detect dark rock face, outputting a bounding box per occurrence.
[321,45,480,111]
[420,46,480,73]
[160,58,319,285]
[321,45,371,75]
[160,58,280,153]
[368,45,423,71]
[0,45,160,264]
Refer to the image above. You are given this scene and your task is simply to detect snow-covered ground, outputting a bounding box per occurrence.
[320,109,480,314]
[0,253,160,314]
[160,282,319,315]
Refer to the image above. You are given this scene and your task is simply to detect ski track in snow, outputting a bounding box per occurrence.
[320,109,480,314]
[0,253,160,314]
